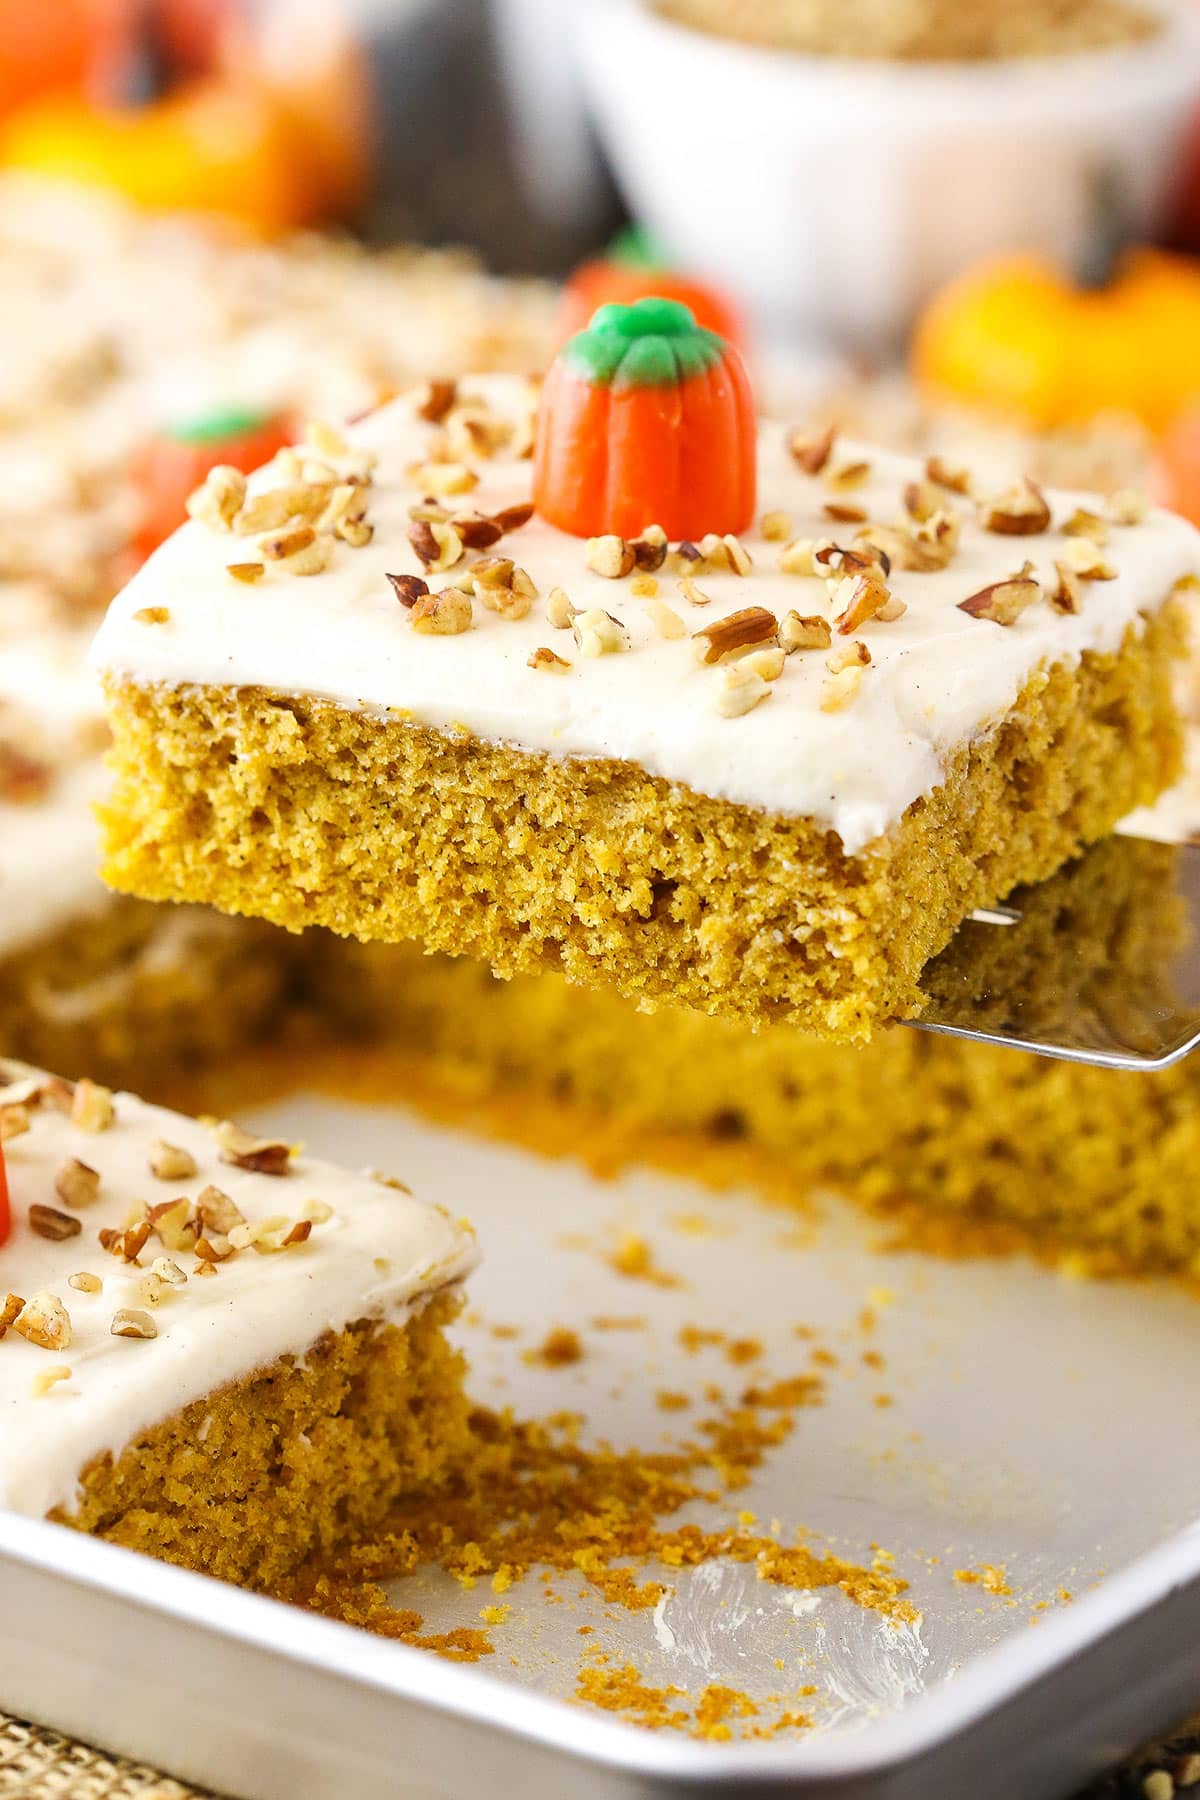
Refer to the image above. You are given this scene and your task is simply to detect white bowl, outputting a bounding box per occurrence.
[577,0,1200,350]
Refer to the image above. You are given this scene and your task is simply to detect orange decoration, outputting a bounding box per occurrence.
[1,79,316,235]
[534,297,756,542]
[561,258,747,356]
[1159,407,1200,527]
[913,248,1200,437]
[0,0,133,117]
[131,408,293,556]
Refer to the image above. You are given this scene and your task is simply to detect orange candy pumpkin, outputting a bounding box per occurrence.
[534,297,756,543]
[913,248,1200,436]
[131,407,293,557]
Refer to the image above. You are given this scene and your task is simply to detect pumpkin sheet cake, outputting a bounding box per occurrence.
[93,316,1198,1040]
[0,1060,476,1591]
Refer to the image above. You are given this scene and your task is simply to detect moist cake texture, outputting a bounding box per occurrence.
[94,377,1196,1037]
[0,1063,477,1589]
[313,817,1200,1278]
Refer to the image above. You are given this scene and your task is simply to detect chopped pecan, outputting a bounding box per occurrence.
[13,1292,71,1352]
[714,665,771,717]
[411,589,472,634]
[215,1120,292,1176]
[572,609,630,657]
[958,573,1041,625]
[786,425,835,475]
[926,454,972,495]
[417,378,458,423]
[978,477,1051,537]
[780,612,832,653]
[111,1309,157,1341]
[691,606,778,665]
[388,572,430,608]
[528,646,571,672]
[29,1205,82,1242]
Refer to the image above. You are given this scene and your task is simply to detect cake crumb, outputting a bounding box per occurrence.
[607,1233,681,1289]
[523,1327,584,1368]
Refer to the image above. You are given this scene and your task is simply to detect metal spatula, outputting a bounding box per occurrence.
[908,834,1200,1072]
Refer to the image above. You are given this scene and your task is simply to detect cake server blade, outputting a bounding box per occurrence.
[907,834,1200,1072]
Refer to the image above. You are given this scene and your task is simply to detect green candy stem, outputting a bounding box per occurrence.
[562,296,728,390]
[166,405,275,445]
[607,222,670,268]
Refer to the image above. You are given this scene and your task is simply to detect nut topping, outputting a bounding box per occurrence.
[714,665,771,718]
[1060,538,1117,581]
[649,599,686,640]
[546,587,575,629]
[978,477,1051,537]
[186,465,245,531]
[214,1120,293,1176]
[55,1158,100,1209]
[111,1309,157,1341]
[388,573,430,609]
[958,573,1041,626]
[823,502,868,525]
[833,573,903,634]
[13,1292,72,1352]
[30,1205,82,1242]
[411,589,473,635]
[528,646,571,672]
[1063,508,1109,543]
[786,425,835,475]
[780,612,832,653]
[778,538,835,577]
[586,535,636,579]
[926,454,972,496]
[407,519,464,574]
[1107,488,1149,526]
[691,606,778,665]
[148,1140,198,1182]
[0,1294,23,1338]
[417,378,458,423]
[71,1079,114,1133]
[573,608,630,657]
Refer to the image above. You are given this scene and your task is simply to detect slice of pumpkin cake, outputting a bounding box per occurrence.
[0,1061,477,1593]
[92,302,1198,1039]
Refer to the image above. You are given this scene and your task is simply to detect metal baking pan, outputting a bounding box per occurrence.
[4,1093,1200,1799]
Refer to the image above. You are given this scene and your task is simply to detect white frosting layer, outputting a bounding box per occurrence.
[92,375,1200,854]
[0,1068,477,1520]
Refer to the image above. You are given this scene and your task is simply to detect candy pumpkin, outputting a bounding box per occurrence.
[0,0,133,117]
[913,248,1200,437]
[132,407,293,556]
[534,297,756,542]
[561,227,746,354]
[1,79,314,235]
[1158,406,1200,526]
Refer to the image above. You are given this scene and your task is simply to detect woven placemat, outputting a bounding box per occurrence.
[0,1713,222,1800]
[3,1703,1198,1798]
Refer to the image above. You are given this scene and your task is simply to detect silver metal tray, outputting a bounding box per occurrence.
[5,1092,1200,1799]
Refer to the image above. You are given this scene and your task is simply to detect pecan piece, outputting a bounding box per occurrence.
[958,574,1041,625]
[691,606,778,665]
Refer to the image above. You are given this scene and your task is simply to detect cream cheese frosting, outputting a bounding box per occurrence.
[0,1065,477,1520]
[91,375,1200,855]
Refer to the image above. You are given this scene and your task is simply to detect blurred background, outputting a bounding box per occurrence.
[5,0,1200,575]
